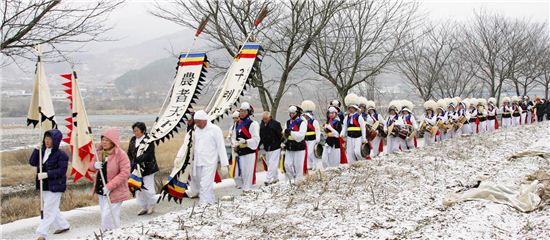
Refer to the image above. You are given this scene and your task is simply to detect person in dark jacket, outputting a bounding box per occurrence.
[127,122,158,215]
[29,129,70,239]
[535,97,546,122]
[259,111,283,185]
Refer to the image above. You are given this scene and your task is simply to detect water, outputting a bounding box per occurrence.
[1,114,157,152]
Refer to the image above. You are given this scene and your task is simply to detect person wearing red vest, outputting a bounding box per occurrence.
[282,105,308,181]
[340,94,367,164]
[301,100,321,170]
[399,100,418,150]
[322,106,345,167]
[231,102,260,192]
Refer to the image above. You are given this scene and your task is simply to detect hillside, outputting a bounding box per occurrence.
[97,122,550,239]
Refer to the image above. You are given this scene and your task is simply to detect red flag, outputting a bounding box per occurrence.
[254,4,269,26]
[195,15,209,37]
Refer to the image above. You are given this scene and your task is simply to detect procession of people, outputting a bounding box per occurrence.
[28,95,549,239]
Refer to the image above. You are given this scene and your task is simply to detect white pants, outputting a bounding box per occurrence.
[487,119,496,132]
[306,140,320,170]
[345,137,362,164]
[444,129,454,140]
[462,123,473,135]
[521,112,527,125]
[403,137,415,150]
[236,153,256,190]
[136,173,156,210]
[424,133,435,146]
[322,144,340,168]
[512,116,521,126]
[501,117,512,128]
[99,195,122,231]
[370,136,382,157]
[387,136,400,154]
[187,164,217,204]
[284,150,305,179]
[526,111,532,124]
[36,191,70,238]
[265,149,281,183]
[477,121,487,134]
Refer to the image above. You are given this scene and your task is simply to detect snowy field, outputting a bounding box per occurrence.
[97,122,550,239]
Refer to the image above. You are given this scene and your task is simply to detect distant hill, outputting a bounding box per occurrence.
[114,57,177,95]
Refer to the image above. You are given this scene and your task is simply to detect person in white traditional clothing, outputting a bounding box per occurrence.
[524,96,534,124]
[466,99,478,135]
[357,96,373,160]
[340,94,367,163]
[322,106,344,168]
[384,100,402,154]
[365,101,384,157]
[282,105,308,181]
[444,98,458,140]
[520,96,529,125]
[486,97,498,132]
[399,100,418,150]
[455,100,469,136]
[231,102,260,192]
[511,96,523,126]
[435,99,448,141]
[301,100,321,170]
[186,110,229,204]
[422,100,438,146]
[228,110,243,189]
[330,99,345,122]
[500,97,513,128]
[476,99,488,134]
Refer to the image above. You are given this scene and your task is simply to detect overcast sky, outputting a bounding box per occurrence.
[94,0,549,52]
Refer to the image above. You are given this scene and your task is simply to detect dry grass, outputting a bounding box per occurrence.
[0,189,98,224]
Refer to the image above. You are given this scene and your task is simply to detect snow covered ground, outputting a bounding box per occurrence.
[99,122,550,239]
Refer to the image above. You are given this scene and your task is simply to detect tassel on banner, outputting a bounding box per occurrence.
[255,4,269,26]
[195,15,210,37]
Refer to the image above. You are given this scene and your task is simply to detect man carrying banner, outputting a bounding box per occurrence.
[29,129,70,239]
[186,110,229,204]
[259,111,283,186]
[231,102,260,192]
[127,122,158,216]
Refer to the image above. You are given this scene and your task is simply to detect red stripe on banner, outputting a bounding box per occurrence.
[60,74,72,80]
[179,61,203,66]
[238,53,257,59]
[62,82,72,88]
[64,89,72,95]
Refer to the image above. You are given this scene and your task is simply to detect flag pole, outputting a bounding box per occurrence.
[205,5,268,111]
[70,69,117,225]
[154,15,209,123]
[38,106,44,220]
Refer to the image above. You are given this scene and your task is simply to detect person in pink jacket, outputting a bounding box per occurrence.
[90,127,131,231]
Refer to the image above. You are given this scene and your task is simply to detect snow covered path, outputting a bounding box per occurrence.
[0,173,278,240]
[98,122,550,239]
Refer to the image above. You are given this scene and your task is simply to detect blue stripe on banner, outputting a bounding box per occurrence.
[173,179,187,188]
[179,53,206,58]
[130,174,142,181]
[242,44,260,50]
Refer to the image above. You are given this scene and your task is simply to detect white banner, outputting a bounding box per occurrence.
[208,43,262,121]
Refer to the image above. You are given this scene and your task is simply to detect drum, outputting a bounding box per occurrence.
[360,142,371,158]
[366,127,378,141]
[398,127,409,139]
[314,143,323,159]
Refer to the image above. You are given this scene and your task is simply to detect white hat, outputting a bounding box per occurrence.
[488,97,496,104]
[240,102,251,110]
[436,99,447,110]
[288,105,298,113]
[194,110,208,120]
[344,93,360,109]
[388,100,401,112]
[502,96,510,103]
[511,96,519,102]
[231,111,240,118]
[357,96,368,107]
[423,100,437,111]
[328,106,338,113]
[330,99,341,107]
[366,100,376,110]
[400,100,414,113]
[301,100,316,112]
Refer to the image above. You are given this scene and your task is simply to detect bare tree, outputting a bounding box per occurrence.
[536,40,550,99]
[151,0,344,118]
[1,0,123,66]
[508,22,548,96]
[395,21,457,101]
[308,0,420,102]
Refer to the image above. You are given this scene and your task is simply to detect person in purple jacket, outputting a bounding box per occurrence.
[29,129,70,240]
